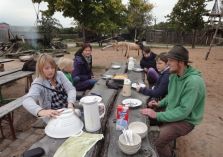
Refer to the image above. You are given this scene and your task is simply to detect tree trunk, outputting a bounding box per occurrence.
[82,24,86,42]
[192,29,197,48]
[180,31,184,44]
[134,28,137,41]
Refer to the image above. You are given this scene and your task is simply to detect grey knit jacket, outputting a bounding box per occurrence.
[23,71,76,117]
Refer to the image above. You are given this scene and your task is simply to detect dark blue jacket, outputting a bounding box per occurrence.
[139,68,169,99]
[140,52,157,71]
[72,50,93,81]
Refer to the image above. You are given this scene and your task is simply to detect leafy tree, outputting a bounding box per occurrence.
[38,15,62,47]
[126,0,153,41]
[33,0,126,42]
[167,0,210,48]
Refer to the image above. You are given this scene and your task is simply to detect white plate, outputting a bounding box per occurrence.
[133,68,143,72]
[122,98,142,108]
[111,65,121,69]
[101,74,113,79]
[131,83,146,89]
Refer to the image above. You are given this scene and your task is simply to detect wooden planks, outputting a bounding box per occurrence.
[0,96,23,118]
[0,67,22,77]
[0,70,34,85]
[0,96,24,139]
[103,68,158,157]
[0,59,14,64]
[103,90,158,157]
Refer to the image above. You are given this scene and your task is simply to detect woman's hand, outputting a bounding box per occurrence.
[148,100,159,108]
[144,68,148,72]
[37,109,63,118]
[67,103,74,109]
[140,108,157,119]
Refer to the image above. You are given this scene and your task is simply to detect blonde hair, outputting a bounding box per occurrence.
[36,53,57,79]
[57,57,73,71]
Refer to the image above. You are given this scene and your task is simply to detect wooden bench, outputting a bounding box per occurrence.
[0,59,15,72]
[0,96,24,139]
[0,67,22,77]
[0,70,34,102]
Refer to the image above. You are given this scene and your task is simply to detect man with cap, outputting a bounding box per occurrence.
[140,45,206,157]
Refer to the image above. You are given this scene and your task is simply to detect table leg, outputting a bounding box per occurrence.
[0,63,4,72]
[25,75,33,93]
[0,86,3,104]
[0,118,5,138]
[6,112,16,140]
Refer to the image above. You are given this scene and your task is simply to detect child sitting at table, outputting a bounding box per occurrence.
[58,57,80,86]
[140,46,159,87]
[23,54,76,121]
[136,52,169,101]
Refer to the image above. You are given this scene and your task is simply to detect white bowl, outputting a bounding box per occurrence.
[118,141,141,155]
[128,121,148,139]
[118,133,141,155]
[45,108,84,138]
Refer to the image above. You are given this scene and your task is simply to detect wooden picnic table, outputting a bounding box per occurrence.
[0,58,14,64]
[28,62,158,157]
[102,68,158,157]
[0,70,34,103]
[0,58,14,72]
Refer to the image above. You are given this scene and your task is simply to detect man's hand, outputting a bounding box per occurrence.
[140,108,157,119]
[37,109,63,118]
[148,100,159,108]
[136,85,141,92]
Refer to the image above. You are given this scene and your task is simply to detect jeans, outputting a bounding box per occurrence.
[155,121,194,157]
[147,68,159,86]
[75,79,97,91]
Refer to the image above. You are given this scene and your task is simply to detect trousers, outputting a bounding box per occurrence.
[155,121,194,157]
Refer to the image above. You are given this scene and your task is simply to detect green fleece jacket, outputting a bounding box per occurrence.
[63,72,73,84]
[157,66,206,125]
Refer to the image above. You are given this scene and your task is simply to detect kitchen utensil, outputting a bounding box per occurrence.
[45,108,84,138]
[80,96,105,132]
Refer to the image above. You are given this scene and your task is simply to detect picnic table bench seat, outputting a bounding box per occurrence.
[0,67,22,77]
[0,70,34,103]
[0,96,24,139]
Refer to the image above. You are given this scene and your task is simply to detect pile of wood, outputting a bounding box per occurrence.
[0,40,69,59]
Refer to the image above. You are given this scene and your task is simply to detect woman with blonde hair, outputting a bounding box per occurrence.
[23,54,76,120]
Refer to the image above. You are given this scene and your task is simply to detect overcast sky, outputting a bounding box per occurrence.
[0,0,214,27]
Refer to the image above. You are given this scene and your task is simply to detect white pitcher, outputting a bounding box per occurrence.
[80,96,105,132]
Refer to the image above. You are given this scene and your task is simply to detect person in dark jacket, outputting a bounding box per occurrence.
[140,46,159,86]
[137,52,169,100]
[72,43,97,91]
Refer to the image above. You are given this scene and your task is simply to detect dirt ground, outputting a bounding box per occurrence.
[0,46,223,157]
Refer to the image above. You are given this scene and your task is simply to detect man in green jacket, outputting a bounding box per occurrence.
[140,45,206,157]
